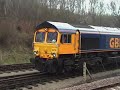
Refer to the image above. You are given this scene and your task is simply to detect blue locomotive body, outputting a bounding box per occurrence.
[81,33,120,51]
[74,24,120,53]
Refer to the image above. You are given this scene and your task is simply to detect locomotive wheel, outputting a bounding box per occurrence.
[46,60,58,73]
[63,59,74,73]
[64,65,73,73]
[34,57,46,72]
[35,61,42,71]
[57,59,64,73]
[35,58,45,72]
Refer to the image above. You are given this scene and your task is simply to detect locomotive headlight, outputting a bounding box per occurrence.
[34,51,38,55]
[52,53,56,58]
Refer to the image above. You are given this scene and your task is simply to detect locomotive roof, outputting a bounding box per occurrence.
[36,21,120,35]
[77,26,120,35]
[36,21,76,33]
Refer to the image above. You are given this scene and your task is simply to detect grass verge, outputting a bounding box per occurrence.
[0,47,34,65]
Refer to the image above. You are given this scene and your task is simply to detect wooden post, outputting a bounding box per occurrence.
[83,62,87,82]
[83,62,92,82]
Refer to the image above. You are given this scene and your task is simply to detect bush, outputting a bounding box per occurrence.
[0,19,34,49]
[0,20,14,48]
[0,19,34,64]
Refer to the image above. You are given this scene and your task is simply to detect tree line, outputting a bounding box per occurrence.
[0,0,120,48]
[0,0,120,26]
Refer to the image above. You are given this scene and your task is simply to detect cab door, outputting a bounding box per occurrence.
[59,31,80,54]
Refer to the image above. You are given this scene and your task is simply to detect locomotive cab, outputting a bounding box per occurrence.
[32,21,80,73]
[33,28,59,59]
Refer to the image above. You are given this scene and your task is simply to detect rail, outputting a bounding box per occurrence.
[0,63,35,72]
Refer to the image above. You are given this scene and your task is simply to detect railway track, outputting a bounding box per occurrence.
[1,68,120,90]
[0,71,75,89]
[0,71,80,90]
[0,63,35,73]
[0,72,46,89]
[0,62,120,90]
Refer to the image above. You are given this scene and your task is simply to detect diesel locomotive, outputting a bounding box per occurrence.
[31,21,120,73]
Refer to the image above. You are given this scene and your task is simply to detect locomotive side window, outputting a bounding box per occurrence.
[61,34,71,43]
[68,35,71,43]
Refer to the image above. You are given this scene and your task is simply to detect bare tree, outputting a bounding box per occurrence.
[89,0,98,24]
[68,0,76,13]
[109,1,120,27]
[0,0,7,17]
[76,0,85,15]
[98,1,105,25]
